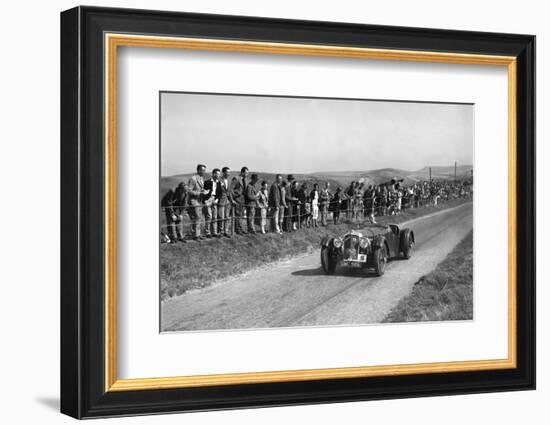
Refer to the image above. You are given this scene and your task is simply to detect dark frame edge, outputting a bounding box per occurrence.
[516,35,536,392]
[60,6,83,420]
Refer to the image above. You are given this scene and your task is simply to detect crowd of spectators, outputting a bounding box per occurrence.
[161,164,473,243]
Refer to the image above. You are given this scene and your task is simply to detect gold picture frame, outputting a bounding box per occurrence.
[104,34,517,392]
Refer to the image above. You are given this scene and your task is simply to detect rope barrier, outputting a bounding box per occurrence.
[159,193,473,239]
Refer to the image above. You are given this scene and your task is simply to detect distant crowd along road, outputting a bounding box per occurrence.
[161,164,473,243]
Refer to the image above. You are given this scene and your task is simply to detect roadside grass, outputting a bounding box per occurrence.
[160,198,471,301]
[383,230,473,323]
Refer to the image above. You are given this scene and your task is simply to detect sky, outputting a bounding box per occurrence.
[160,92,473,177]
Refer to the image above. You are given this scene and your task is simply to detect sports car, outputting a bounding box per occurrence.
[320,224,414,276]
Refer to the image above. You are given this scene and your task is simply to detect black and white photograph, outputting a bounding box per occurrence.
[159,92,474,332]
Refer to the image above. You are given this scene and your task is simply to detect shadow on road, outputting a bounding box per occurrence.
[292,267,379,278]
[291,267,326,277]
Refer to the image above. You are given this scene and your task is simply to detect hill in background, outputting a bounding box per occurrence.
[318,168,414,187]
[161,165,473,195]
[161,171,342,195]
[407,165,472,182]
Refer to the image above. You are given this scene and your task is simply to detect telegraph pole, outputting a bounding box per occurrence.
[454,161,457,184]
[429,167,432,186]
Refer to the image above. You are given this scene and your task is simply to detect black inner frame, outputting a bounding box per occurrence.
[60,6,535,419]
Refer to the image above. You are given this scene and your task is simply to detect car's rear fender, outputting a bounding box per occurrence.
[399,228,415,251]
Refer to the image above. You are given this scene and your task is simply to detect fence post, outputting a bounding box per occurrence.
[230,204,234,235]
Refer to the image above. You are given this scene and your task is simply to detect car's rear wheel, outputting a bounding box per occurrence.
[373,245,387,276]
[402,234,414,259]
[321,246,336,274]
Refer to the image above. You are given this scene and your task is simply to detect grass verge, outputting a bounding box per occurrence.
[383,230,473,323]
[161,198,470,301]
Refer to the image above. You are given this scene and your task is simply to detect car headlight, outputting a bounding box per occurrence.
[333,238,343,248]
[359,238,370,249]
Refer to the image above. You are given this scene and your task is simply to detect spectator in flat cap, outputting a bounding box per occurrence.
[231,166,249,235]
[245,173,260,234]
[217,167,234,237]
[268,174,284,234]
[319,182,332,226]
[280,181,289,232]
[285,178,299,231]
[332,186,344,225]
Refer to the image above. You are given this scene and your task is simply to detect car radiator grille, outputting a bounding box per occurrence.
[343,236,359,260]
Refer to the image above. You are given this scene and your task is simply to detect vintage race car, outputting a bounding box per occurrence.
[320,224,414,276]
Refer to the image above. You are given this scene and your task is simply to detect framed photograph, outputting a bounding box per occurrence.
[60,6,535,419]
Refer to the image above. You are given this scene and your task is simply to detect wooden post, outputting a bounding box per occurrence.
[454,161,457,184]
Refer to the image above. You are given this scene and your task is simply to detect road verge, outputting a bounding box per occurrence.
[383,230,473,323]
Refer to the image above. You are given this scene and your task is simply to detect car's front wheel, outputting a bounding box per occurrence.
[373,245,387,276]
[321,246,337,274]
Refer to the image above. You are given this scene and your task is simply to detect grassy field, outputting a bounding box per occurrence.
[160,198,470,301]
[383,230,473,323]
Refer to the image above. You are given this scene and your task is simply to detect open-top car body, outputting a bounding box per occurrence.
[320,224,415,276]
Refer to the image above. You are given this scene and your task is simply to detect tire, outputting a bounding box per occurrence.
[321,246,337,274]
[373,245,387,276]
[402,234,414,259]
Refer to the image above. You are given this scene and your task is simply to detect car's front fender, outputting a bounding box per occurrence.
[320,236,333,248]
[372,235,386,249]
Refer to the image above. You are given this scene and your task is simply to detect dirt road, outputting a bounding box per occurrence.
[162,202,473,332]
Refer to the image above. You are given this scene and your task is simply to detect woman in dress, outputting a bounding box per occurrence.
[258,181,269,234]
[310,183,320,228]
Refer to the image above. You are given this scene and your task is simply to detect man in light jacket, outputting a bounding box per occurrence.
[268,174,283,234]
[187,164,208,240]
